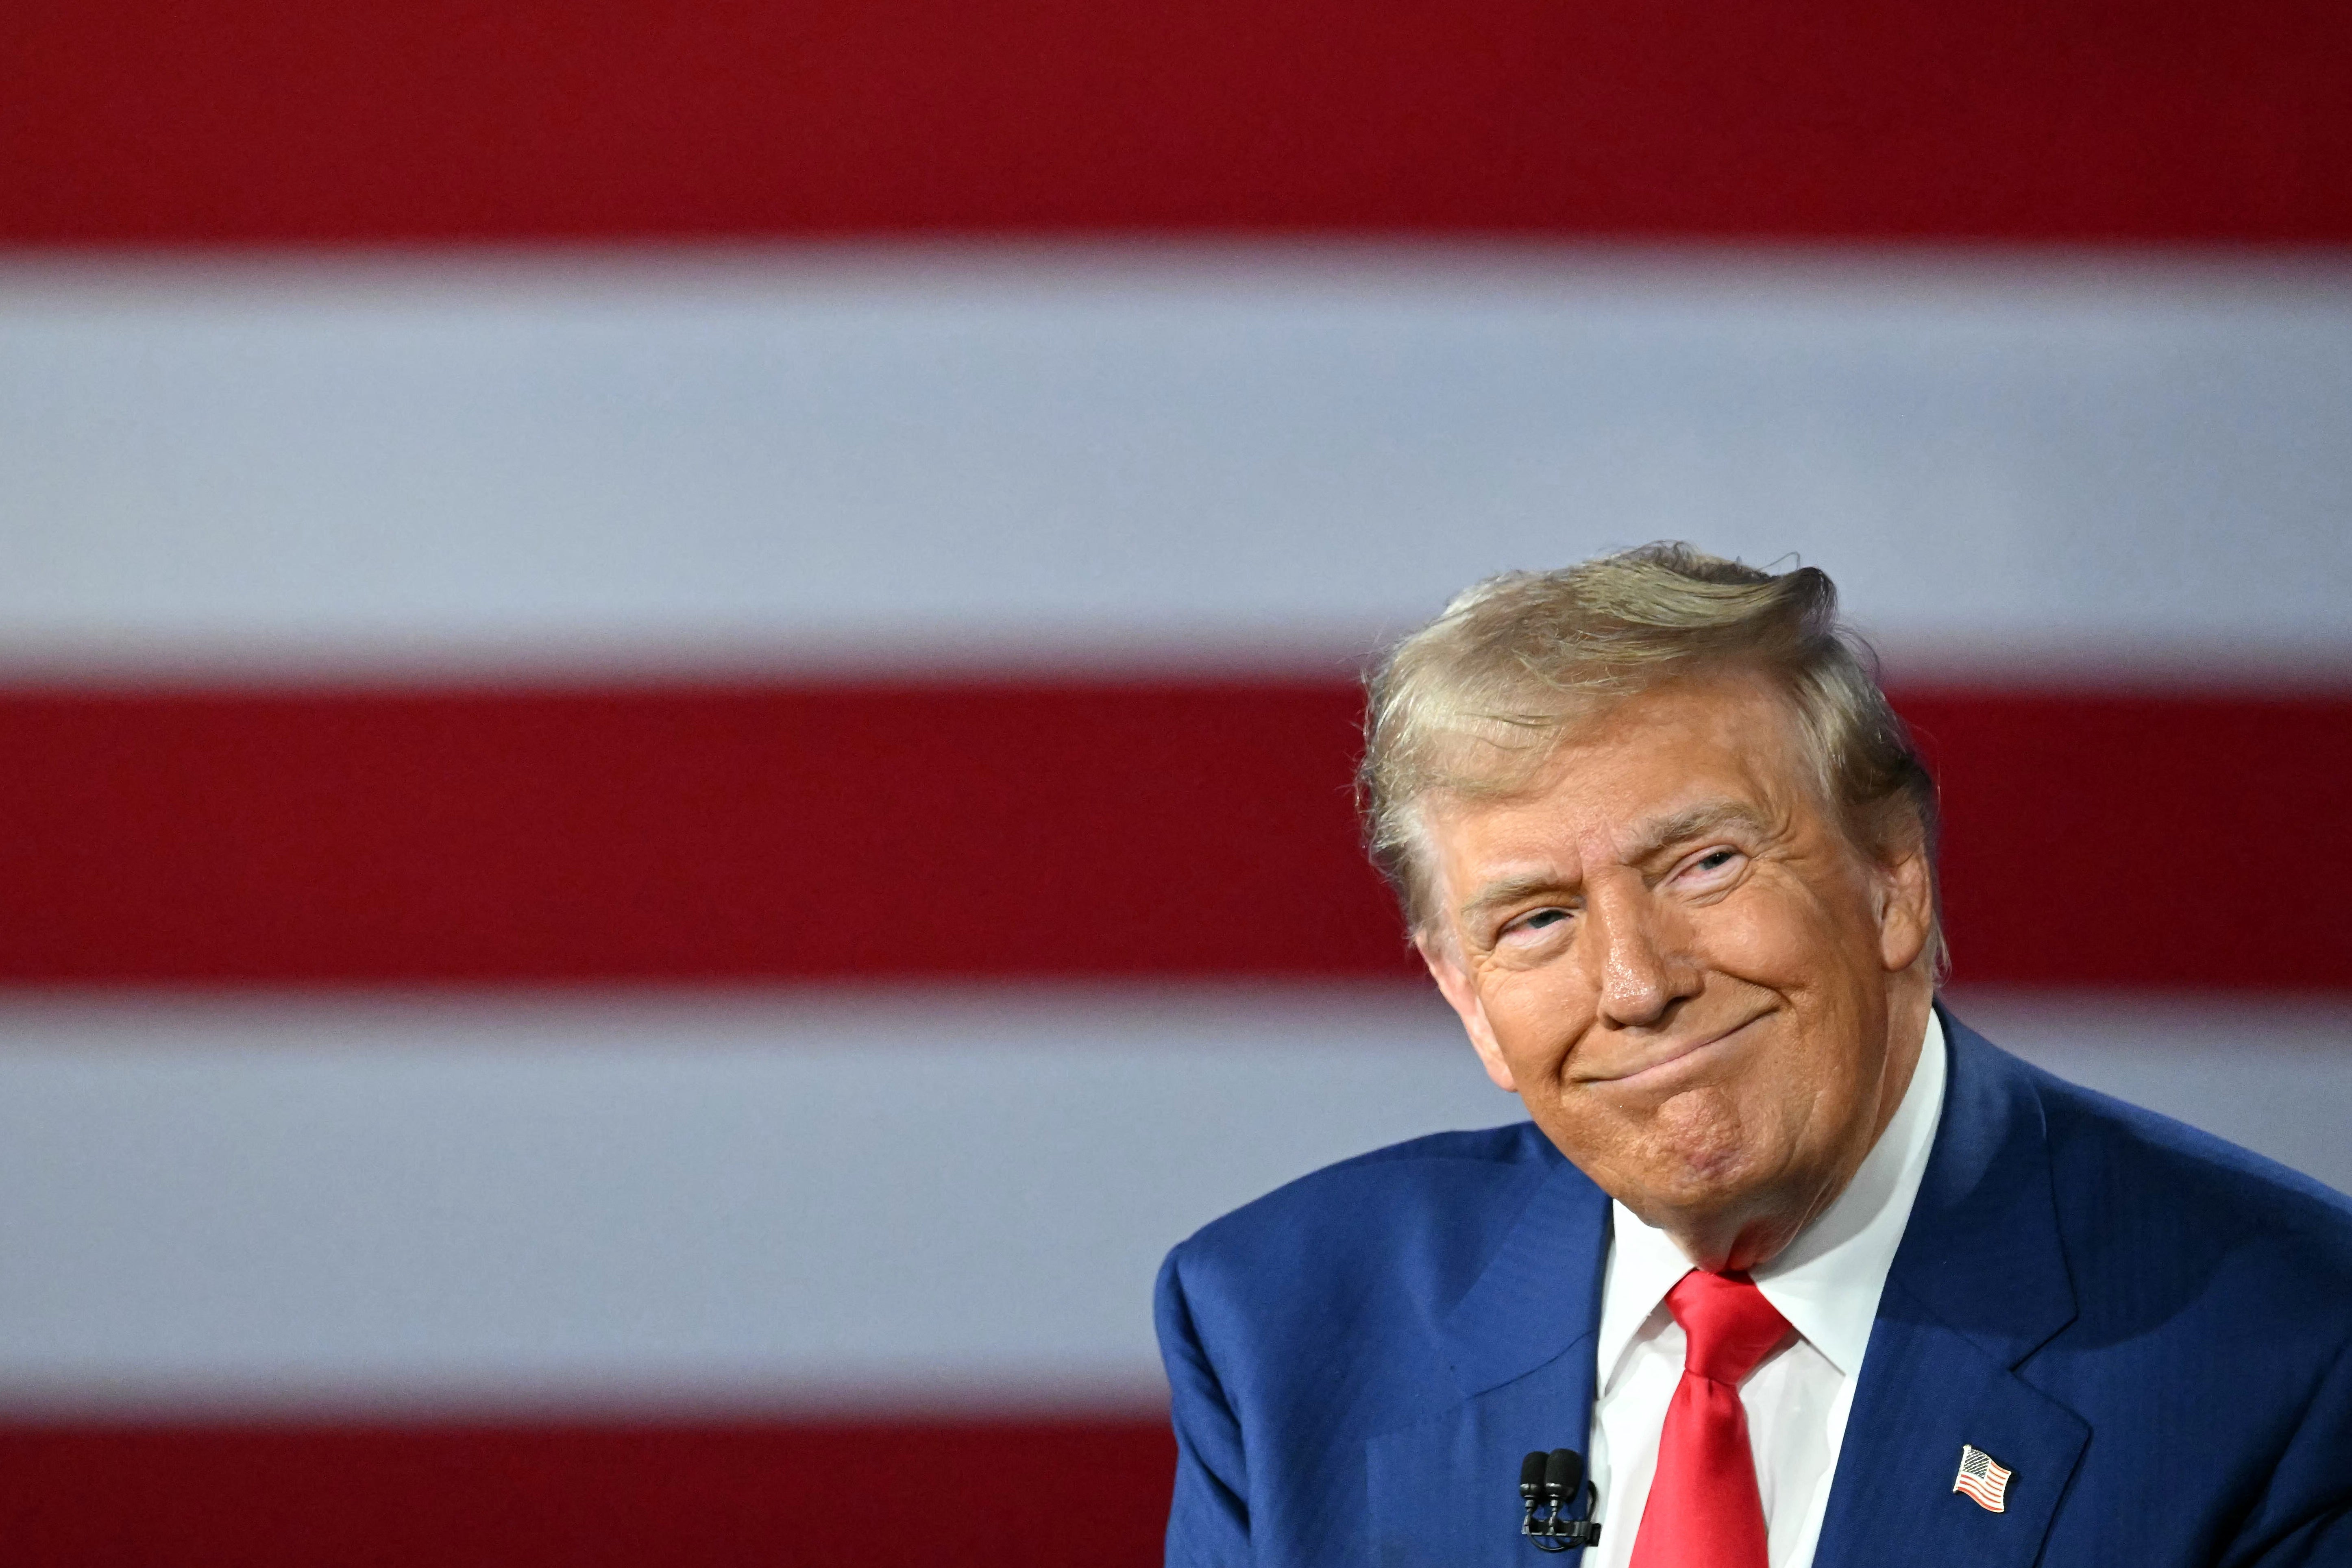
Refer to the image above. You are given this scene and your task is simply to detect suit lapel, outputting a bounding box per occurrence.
[1814,1279,2088,1568]
[1368,1154,1611,1567]
[1813,1010,2089,1568]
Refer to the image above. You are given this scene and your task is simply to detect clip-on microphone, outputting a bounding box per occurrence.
[1518,1448,1601,1553]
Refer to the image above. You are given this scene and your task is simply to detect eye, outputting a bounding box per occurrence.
[1500,906,1572,942]
[1677,845,1745,885]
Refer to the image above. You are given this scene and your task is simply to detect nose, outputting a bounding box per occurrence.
[1588,876,1699,1029]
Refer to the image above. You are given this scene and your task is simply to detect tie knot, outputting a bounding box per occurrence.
[1665,1270,1790,1385]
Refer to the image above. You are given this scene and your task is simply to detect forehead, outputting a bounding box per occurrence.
[1424,672,1814,869]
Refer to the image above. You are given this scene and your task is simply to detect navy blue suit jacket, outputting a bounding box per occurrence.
[1156,1012,2352,1566]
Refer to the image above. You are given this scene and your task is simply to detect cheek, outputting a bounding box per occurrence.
[1698,875,1857,987]
[1479,966,1595,1079]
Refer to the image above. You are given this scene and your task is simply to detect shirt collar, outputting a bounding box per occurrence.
[1594,1008,1949,1388]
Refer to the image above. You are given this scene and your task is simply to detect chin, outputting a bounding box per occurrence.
[1641,1156,1771,1217]
[1651,1083,1773,1173]
[1545,1084,1788,1221]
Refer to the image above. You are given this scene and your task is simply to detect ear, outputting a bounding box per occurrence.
[1872,834,1936,975]
[1418,934,1520,1093]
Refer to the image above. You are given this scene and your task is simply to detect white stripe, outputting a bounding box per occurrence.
[0,984,1491,1414]
[2,248,2349,682]
[0,986,2339,1416]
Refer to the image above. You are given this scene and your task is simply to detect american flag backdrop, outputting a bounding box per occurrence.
[2,2,2350,1563]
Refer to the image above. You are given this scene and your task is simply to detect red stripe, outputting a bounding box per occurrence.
[0,682,1407,983]
[0,682,2341,989]
[1908,691,2352,991]
[0,1418,1173,1567]
[5,0,2348,244]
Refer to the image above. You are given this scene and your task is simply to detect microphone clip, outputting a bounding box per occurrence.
[1518,1448,1601,1554]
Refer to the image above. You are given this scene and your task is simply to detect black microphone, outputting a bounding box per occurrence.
[1543,1448,1583,1509]
[1517,1447,1601,1553]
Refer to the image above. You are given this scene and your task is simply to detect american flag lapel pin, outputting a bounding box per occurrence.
[1953,1444,2013,1513]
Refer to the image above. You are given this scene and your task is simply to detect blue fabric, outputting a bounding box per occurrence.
[1156,1010,2352,1567]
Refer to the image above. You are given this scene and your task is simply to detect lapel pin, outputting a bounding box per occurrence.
[1953,1444,2013,1513]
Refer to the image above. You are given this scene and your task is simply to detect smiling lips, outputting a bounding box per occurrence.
[1578,1012,1773,1088]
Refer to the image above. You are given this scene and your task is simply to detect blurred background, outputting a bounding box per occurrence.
[2,0,2350,1562]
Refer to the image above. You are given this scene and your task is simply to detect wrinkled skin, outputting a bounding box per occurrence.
[1418,671,1937,1273]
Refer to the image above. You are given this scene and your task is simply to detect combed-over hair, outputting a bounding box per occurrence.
[1359,542,1946,976]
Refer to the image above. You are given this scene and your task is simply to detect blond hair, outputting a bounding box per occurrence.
[1359,542,1945,974]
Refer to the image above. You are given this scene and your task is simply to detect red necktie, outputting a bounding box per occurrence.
[1627,1270,1793,1568]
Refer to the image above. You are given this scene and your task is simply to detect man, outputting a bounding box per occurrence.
[1155,544,2352,1567]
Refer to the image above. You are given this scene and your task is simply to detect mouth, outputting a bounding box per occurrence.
[1578,1011,1772,1090]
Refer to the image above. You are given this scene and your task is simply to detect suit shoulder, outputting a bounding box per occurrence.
[1309,1119,1562,1182]
[2031,1063,2352,1222]
[2024,1058,2352,1291]
[1180,1120,1558,1252]
[1165,1120,1566,1308]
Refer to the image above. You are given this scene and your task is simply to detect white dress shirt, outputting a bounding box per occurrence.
[1583,1010,1947,1568]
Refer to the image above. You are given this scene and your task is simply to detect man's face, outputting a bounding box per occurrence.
[1418,670,1934,1271]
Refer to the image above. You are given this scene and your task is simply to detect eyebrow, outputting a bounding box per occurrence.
[1623,800,1771,864]
[1457,870,1578,925]
[1455,799,1769,925]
